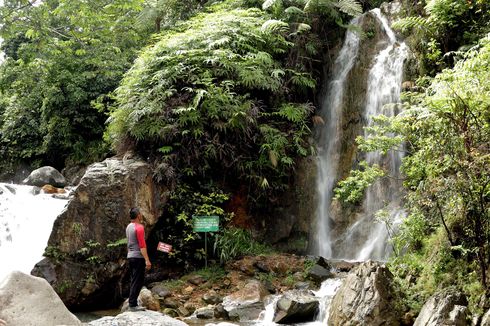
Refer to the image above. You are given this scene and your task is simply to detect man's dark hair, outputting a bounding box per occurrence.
[129,207,140,220]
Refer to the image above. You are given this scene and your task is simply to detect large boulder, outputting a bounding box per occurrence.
[273,290,319,324]
[222,279,269,321]
[0,271,82,326]
[120,287,161,312]
[88,310,187,326]
[23,166,67,187]
[32,157,168,310]
[413,288,468,326]
[328,261,403,326]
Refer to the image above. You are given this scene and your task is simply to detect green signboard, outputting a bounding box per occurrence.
[193,216,219,232]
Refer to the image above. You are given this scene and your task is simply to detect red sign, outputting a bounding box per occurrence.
[157,242,172,253]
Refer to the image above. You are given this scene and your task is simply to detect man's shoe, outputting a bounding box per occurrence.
[128,305,146,312]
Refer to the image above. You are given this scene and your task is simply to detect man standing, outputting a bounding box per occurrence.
[126,207,151,311]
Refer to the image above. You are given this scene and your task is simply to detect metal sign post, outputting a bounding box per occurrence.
[193,215,219,268]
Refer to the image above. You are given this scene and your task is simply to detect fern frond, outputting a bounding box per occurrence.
[296,23,311,34]
[392,16,430,33]
[261,19,290,33]
[284,6,305,16]
[335,0,362,17]
[262,0,282,10]
[289,72,316,89]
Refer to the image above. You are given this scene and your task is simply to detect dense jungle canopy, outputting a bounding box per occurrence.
[0,0,489,316]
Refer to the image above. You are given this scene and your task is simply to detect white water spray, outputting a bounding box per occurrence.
[315,17,361,258]
[315,9,408,260]
[0,183,69,281]
[257,278,343,326]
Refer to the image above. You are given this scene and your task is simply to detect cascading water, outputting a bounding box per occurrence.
[314,18,361,258]
[257,278,343,326]
[0,183,69,281]
[314,9,408,261]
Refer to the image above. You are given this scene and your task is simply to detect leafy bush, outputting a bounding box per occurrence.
[148,182,233,267]
[107,1,318,205]
[0,0,147,171]
[214,226,274,264]
[347,34,490,312]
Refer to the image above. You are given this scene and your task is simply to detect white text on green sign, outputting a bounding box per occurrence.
[193,216,219,232]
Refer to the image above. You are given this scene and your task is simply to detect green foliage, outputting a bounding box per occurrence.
[360,35,490,311]
[108,2,316,203]
[107,238,128,248]
[0,0,147,172]
[44,245,65,264]
[214,226,274,264]
[149,182,233,267]
[334,161,385,204]
[136,0,208,33]
[393,0,490,74]
[190,265,227,283]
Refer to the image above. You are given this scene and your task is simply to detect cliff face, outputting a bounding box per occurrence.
[273,5,412,256]
[32,157,168,310]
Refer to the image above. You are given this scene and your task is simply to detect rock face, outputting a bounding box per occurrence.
[222,279,269,321]
[328,261,403,326]
[0,271,82,326]
[273,290,320,324]
[23,166,67,187]
[413,289,468,326]
[88,311,187,326]
[32,157,167,310]
[481,309,490,326]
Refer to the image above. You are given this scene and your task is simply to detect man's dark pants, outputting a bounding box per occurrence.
[128,258,145,307]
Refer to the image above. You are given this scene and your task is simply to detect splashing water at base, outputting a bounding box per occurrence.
[257,278,343,326]
[0,183,69,281]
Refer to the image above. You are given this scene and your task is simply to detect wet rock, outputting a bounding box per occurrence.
[31,157,168,310]
[88,311,186,326]
[413,288,468,326]
[273,290,319,324]
[164,297,180,309]
[41,184,66,194]
[184,302,197,314]
[61,165,87,186]
[307,264,334,284]
[222,279,269,321]
[214,303,229,319]
[139,288,161,311]
[307,256,332,269]
[294,282,311,290]
[23,166,67,187]
[328,261,403,326]
[0,271,82,326]
[150,284,171,298]
[162,308,179,318]
[177,306,191,317]
[188,274,206,285]
[254,261,270,273]
[182,285,194,295]
[4,185,16,194]
[30,186,41,195]
[481,309,490,326]
[330,260,358,272]
[120,288,159,312]
[196,306,215,319]
[264,280,276,293]
[203,290,223,304]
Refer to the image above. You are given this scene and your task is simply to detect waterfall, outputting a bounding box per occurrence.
[0,183,69,281]
[314,17,361,258]
[314,9,408,260]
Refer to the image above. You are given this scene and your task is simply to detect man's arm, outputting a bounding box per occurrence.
[140,247,151,270]
[135,224,152,270]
